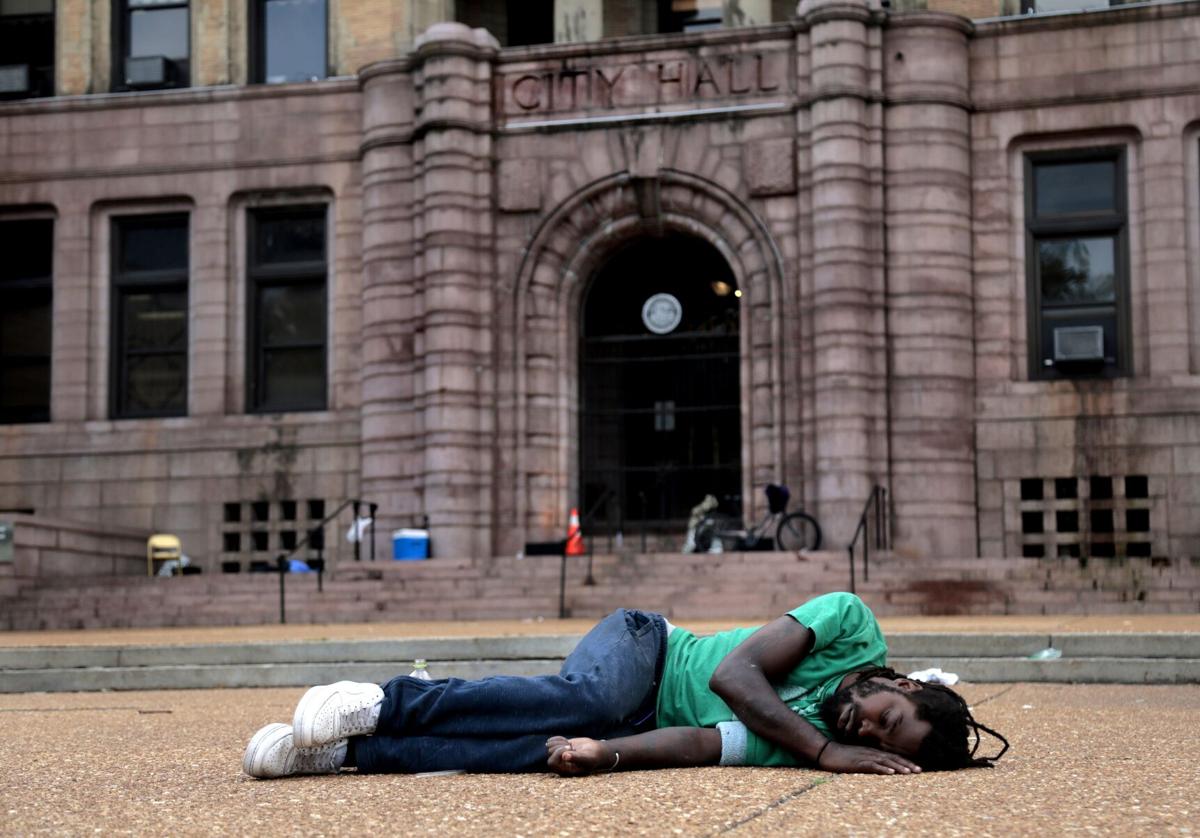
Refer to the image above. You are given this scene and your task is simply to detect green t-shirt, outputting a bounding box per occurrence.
[654,592,888,766]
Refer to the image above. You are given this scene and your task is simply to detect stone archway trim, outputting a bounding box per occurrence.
[508,168,790,537]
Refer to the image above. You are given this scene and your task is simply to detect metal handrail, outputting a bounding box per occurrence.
[580,487,616,586]
[276,498,380,568]
[847,485,888,594]
[273,497,379,624]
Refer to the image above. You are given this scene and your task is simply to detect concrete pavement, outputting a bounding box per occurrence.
[2,613,1197,833]
[1,682,1195,835]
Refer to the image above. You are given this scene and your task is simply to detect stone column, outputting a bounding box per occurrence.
[359,23,498,558]
[413,24,499,558]
[800,0,889,545]
[359,54,421,550]
[883,12,976,557]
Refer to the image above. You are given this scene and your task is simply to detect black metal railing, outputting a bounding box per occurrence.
[273,498,378,624]
[579,487,616,586]
[522,492,616,619]
[847,485,888,594]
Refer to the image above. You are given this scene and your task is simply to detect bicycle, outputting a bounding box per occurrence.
[693,484,822,553]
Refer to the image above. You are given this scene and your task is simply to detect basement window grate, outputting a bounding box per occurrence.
[1013,474,1161,560]
[220,498,327,562]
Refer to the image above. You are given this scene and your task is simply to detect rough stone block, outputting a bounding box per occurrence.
[745,137,796,196]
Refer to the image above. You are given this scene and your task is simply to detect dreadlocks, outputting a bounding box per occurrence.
[851,666,1010,771]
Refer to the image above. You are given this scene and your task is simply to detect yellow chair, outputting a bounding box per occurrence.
[147,534,182,577]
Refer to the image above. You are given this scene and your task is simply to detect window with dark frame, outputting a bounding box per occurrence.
[116,0,190,90]
[247,206,328,413]
[0,0,55,99]
[251,0,327,84]
[506,0,553,46]
[0,218,53,423]
[455,0,552,47]
[1025,148,1128,380]
[111,213,189,419]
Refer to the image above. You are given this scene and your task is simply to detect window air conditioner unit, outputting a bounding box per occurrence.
[0,64,32,95]
[125,56,174,88]
[1053,325,1105,363]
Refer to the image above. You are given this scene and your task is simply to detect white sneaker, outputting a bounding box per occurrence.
[292,681,384,748]
[242,722,347,779]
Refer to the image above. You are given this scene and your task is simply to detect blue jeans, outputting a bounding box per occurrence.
[353,608,668,773]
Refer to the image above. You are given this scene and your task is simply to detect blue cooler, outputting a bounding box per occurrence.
[392,528,430,560]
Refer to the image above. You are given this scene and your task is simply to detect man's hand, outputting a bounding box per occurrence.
[546,736,616,776]
[817,741,922,775]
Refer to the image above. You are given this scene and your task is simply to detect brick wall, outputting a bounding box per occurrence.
[52,0,1155,103]
[51,0,458,97]
[929,0,1004,18]
[56,0,92,95]
[193,0,232,87]
[336,0,426,77]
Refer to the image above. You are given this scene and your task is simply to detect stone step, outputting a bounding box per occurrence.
[2,631,1197,693]
[3,551,1197,630]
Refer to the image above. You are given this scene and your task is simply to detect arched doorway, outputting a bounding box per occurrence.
[580,234,742,537]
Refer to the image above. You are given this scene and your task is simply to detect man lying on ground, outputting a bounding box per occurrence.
[242,592,1008,778]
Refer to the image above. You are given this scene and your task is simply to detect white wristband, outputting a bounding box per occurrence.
[717,721,748,766]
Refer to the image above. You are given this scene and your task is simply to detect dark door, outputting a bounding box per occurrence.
[580,234,742,535]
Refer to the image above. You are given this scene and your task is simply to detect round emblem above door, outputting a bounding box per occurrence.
[641,293,683,334]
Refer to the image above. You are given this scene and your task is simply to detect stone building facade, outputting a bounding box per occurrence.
[1,0,1199,572]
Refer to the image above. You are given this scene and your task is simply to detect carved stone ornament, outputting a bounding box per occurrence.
[641,292,683,334]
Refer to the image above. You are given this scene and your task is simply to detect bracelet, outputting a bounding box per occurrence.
[815,739,832,767]
[598,740,620,772]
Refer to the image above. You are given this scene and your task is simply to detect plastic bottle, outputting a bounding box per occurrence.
[409,659,432,680]
[1028,647,1062,660]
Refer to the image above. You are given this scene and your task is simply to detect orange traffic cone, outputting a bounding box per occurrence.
[566,507,585,556]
